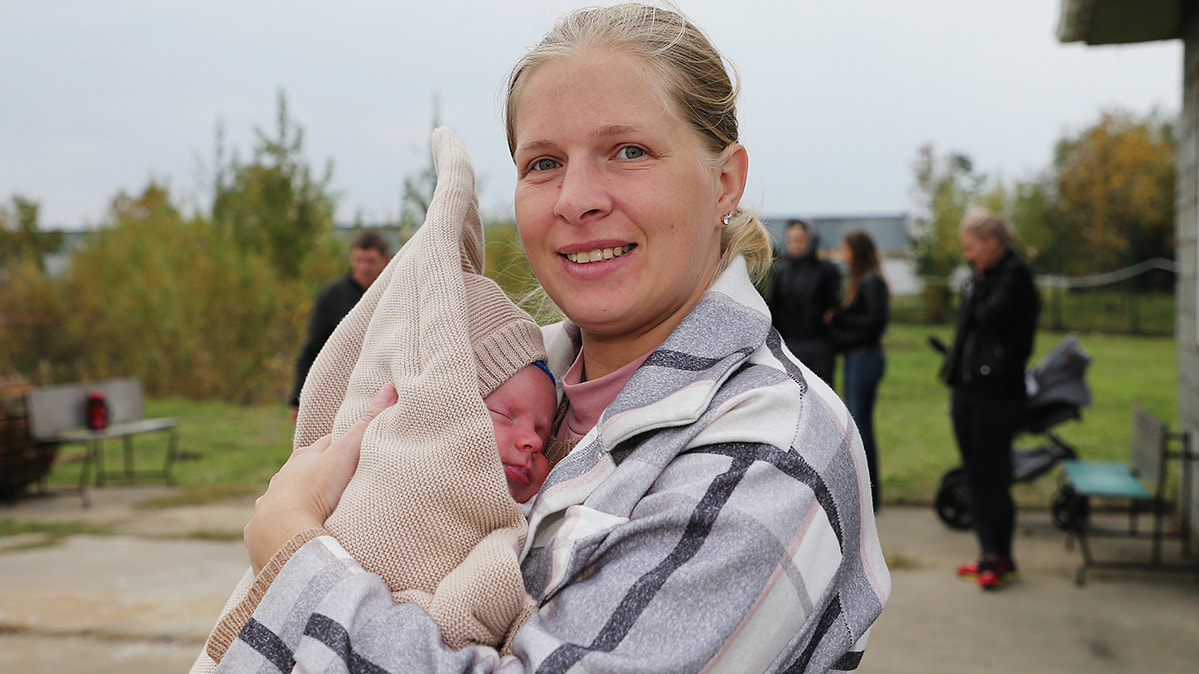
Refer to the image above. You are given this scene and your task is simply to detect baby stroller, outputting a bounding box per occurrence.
[930,333,1092,530]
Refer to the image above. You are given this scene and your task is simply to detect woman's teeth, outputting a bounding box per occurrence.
[565,245,633,264]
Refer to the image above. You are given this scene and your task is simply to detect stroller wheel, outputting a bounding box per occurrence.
[1050,486,1089,532]
[934,468,973,531]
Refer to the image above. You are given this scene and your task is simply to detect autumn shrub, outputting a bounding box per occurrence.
[4,96,352,403]
[0,258,77,383]
[46,188,343,403]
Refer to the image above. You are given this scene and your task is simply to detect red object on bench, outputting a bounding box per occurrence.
[87,390,109,431]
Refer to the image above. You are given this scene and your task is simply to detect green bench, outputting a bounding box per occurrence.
[1062,460,1153,501]
[1058,404,1195,584]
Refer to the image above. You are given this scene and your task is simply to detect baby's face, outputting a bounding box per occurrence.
[484,364,557,503]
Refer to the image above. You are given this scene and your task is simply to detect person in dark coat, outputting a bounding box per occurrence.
[941,211,1039,591]
[828,230,889,511]
[769,218,841,386]
[289,230,390,420]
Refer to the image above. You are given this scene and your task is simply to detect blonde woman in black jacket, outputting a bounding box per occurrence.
[941,212,1040,591]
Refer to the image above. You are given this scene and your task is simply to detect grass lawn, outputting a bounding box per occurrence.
[43,398,295,505]
[40,324,1177,511]
[873,323,1177,510]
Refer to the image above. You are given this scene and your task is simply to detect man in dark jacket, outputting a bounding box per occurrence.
[941,212,1039,591]
[769,219,841,386]
[289,230,390,421]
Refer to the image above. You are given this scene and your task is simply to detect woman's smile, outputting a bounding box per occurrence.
[562,243,635,264]
[512,47,734,368]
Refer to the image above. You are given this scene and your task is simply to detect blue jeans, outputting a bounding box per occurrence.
[843,347,885,510]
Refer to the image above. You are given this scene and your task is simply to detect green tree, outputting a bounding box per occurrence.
[974,177,1054,268]
[57,182,343,402]
[0,195,62,271]
[484,220,560,325]
[0,256,71,381]
[400,149,436,236]
[908,144,987,321]
[1051,109,1175,274]
[968,109,1175,280]
[212,91,339,279]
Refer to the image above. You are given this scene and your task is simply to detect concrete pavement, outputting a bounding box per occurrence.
[1,485,1197,673]
[864,503,1199,673]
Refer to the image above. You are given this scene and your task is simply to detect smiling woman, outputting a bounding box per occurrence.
[216,4,890,673]
[510,45,742,377]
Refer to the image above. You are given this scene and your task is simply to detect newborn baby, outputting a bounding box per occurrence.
[197,129,567,673]
[486,361,557,506]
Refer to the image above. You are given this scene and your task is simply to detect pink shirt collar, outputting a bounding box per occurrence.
[557,349,653,442]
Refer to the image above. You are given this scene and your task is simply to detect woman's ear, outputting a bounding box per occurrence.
[716,143,749,217]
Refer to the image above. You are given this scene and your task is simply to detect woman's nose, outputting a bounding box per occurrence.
[553,160,610,223]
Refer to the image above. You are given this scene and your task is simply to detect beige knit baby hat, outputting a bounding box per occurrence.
[465,272,547,399]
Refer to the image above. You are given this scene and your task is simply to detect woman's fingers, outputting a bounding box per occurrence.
[315,384,399,513]
[304,434,333,454]
[332,384,398,458]
[245,384,398,574]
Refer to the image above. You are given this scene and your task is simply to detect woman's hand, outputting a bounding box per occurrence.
[244,384,398,574]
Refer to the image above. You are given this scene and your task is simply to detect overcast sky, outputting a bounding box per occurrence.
[1,0,1183,229]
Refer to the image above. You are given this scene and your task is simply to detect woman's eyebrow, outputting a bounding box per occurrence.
[516,124,643,155]
[514,139,557,156]
[592,123,640,139]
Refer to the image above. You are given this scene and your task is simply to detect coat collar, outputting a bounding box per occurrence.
[541,257,772,455]
[525,257,772,558]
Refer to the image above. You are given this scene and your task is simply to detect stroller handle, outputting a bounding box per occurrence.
[927,335,949,355]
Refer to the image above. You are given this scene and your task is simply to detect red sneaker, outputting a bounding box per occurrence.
[976,558,1018,590]
[957,558,1018,585]
[956,561,981,579]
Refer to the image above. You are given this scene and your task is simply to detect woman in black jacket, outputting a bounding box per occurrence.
[941,212,1039,591]
[769,219,841,386]
[828,230,889,511]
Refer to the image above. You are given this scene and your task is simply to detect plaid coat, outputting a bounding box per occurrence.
[216,258,891,673]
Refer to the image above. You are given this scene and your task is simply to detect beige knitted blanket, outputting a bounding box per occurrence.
[193,128,536,673]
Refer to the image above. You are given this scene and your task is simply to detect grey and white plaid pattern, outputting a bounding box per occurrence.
[217,258,891,674]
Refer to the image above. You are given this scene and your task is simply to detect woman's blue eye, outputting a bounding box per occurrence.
[619,146,646,159]
[533,158,560,171]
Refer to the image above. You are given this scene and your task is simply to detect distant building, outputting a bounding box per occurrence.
[762,213,921,295]
[1058,0,1197,546]
[41,230,90,278]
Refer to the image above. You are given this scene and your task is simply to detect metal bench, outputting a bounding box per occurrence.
[1058,404,1196,584]
[26,378,179,499]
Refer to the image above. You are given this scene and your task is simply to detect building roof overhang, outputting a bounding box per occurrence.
[1057,0,1185,45]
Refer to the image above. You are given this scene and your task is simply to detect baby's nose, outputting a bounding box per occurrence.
[519,428,545,454]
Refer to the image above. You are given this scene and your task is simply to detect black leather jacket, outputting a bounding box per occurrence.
[290,272,366,407]
[830,272,889,351]
[940,251,1039,399]
[768,247,841,345]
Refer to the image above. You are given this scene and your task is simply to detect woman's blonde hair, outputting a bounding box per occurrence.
[960,210,1027,257]
[960,211,1014,247]
[504,2,772,282]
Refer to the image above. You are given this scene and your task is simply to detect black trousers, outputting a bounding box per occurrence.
[950,389,1024,559]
